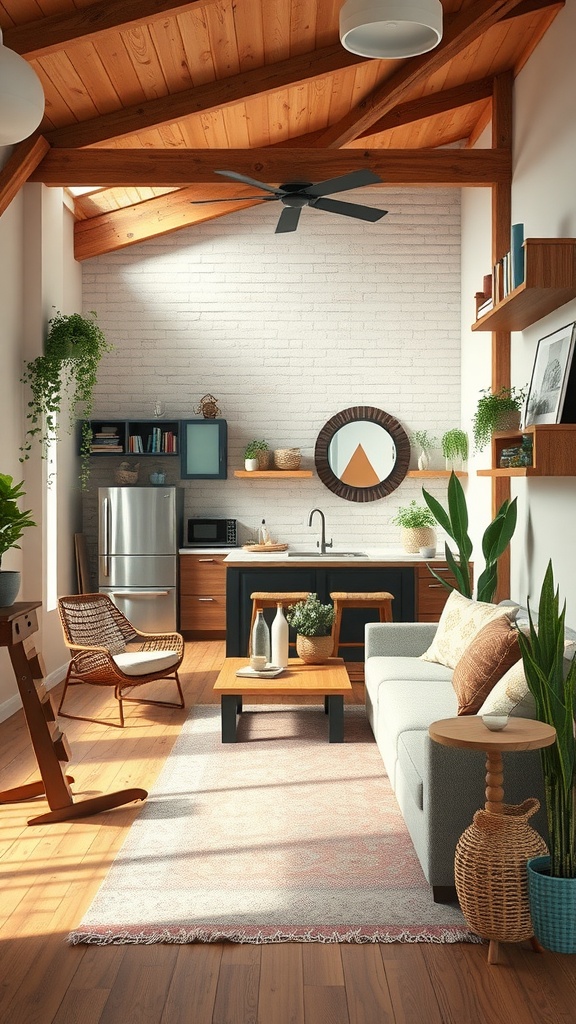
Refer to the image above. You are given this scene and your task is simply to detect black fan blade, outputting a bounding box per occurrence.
[190,195,278,204]
[311,197,387,222]
[214,170,282,196]
[275,207,301,233]
[305,169,382,197]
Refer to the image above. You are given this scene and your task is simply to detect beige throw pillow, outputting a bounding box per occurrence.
[477,659,537,719]
[452,617,522,715]
[420,589,519,670]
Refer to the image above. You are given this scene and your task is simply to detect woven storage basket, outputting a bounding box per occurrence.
[296,634,334,664]
[256,450,271,470]
[274,448,301,470]
[400,526,436,554]
[114,464,139,485]
[455,799,547,943]
[527,856,576,953]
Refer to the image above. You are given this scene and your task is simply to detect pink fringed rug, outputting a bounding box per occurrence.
[69,704,476,945]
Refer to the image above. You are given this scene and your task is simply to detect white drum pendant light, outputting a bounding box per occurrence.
[340,0,443,59]
[0,28,45,146]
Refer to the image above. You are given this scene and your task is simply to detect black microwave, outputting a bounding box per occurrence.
[184,517,237,547]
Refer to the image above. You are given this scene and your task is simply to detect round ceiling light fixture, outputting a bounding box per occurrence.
[0,28,45,146]
[339,0,443,59]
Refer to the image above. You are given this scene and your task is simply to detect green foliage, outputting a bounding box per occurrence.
[244,439,269,459]
[516,561,576,878]
[20,311,112,488]
[411,430,438,453]
[392,500,436,530]
[422,472,517,602]
[441,429,469,462]
[0,474,36,568]
[286,593,335,637]
[472,385,527,452]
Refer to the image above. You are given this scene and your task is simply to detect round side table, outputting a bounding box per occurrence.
[429,716,556,964]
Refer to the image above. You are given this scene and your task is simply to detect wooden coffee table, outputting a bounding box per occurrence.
[213,657,352,743]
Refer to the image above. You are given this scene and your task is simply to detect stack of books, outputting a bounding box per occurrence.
[91,428,123,453]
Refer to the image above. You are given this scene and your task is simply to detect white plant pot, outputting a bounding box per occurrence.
[244,458,259,471]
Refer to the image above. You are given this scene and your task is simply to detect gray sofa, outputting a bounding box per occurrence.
[364,620,548,902]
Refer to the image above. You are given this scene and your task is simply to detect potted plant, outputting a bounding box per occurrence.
[517,561,576,952]
[391,500,437,554]
[244,439,269,471]
[472,385,527,452]
[422,471,517,602]
[410,430,438,471]
[441,428,469,471]
[0,474,36,607]
[21,310,113,487]
[286,593,335,664]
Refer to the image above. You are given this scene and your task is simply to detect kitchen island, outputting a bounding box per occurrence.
[224,550,458,661]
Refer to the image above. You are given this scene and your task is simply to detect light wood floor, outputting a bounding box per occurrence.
[1,640,575,1024]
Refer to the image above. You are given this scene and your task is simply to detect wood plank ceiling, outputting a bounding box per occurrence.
[0,0,563,260]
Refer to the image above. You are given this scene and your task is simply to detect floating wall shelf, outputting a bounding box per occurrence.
[477,424,576,477]
[234,470,313,479]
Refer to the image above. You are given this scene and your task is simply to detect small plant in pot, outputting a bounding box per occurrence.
[517,561,576,953]
[244,439,269,471]
[441,429,469,471]
[410,430,438,471]
[391,500,436,554]
[0,474,36,607]
[286,593,335,664]
[472,385,527,453]
[20,310,112,488]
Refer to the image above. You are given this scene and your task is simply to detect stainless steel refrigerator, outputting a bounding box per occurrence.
[98,487,182,633]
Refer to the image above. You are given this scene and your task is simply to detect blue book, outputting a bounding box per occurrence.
[511,223,524,289]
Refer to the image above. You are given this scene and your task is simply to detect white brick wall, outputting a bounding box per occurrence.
[82,187,461,553]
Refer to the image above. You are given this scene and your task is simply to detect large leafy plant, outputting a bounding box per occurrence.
[21,311,112,487]
[0,474,36,569]
[286,594,335,637]
[422,471,517,602]
[517,561,576,878]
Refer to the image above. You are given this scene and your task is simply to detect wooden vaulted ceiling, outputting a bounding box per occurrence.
[0,0,563,260]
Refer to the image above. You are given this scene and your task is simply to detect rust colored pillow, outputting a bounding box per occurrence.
[452,617,522,715]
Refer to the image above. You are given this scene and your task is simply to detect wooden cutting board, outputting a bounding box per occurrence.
[242,543,289,552]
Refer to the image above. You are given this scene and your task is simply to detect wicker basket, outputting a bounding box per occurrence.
[296,634,334,664]
[257,449,271,470]
[274,448,301,470]
[114,462,139,485]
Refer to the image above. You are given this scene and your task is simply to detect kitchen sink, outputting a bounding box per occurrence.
[287,550,368,558]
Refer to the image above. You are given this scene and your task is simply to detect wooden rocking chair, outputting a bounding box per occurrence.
[58,593,185,727]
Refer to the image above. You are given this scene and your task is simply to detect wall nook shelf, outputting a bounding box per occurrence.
[234,470,313,478]
[471,239,576,333]
[477,424,576,477]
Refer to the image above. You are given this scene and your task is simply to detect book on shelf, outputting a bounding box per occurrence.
[476,296,494,318]
[511,223,525,289]
[91,445,123,452]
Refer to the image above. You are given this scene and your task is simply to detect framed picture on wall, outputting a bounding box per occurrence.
[521,321,576,428]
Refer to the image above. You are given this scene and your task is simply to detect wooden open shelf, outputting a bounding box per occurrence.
[234,470,313,478]
[471,238,576,332]
[407,470,467,478]
[477,424,576,477]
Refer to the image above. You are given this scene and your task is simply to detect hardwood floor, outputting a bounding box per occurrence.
[1,640,575,1024]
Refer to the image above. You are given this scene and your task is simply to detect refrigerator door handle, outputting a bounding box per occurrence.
[109,590,170,599]
[102,497,111,578]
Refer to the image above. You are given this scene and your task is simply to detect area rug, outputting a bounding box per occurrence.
[69,704,478,945]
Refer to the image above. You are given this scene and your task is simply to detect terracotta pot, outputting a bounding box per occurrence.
[296,634,334,664]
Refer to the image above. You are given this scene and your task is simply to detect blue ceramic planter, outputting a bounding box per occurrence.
[527,855,576,953]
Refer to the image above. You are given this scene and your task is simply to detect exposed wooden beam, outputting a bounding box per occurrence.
[45,46,367,150]
[29,148,511,187]
[3,1,214,60]
[359,78,495,136]
[317,0,532,148]
[0,136,51,218]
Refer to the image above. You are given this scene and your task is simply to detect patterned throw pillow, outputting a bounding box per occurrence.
[477,659,537,719]
[420,589,519,670]
[452,617,522,715]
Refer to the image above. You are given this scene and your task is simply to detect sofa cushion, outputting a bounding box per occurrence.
[397,731,426,810]
[365,656,453,724]
[420,590,518,669]
[452,617,521,714]
[476,659,537,718]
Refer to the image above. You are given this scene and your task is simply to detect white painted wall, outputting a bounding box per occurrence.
[82,187,462,556]
[461,1,576,623]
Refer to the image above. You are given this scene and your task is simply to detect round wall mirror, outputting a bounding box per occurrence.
[314,406,410,502]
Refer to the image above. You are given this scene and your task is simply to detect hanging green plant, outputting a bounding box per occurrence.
[441,428,469,463]
[20,311,112,487]
[472,385,527,452]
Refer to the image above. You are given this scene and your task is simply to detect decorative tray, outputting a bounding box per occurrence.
[235,664,285,678]
[242,543,289,552]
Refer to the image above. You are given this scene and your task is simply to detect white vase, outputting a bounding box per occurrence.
[417,450,429,471]
[245,458,259,471]
[271,603,289,668]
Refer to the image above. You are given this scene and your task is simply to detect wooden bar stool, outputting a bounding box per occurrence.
[330,592,394,658]
[248,592,311,654]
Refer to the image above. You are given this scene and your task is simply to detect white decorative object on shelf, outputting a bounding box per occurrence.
[271,603,289,668]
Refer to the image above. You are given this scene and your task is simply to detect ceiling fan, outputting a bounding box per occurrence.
[190,169,388,233]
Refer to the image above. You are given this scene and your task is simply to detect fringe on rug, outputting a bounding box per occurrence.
[68,925,484,946]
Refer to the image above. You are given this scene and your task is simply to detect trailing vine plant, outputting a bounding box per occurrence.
[20,311,112,487]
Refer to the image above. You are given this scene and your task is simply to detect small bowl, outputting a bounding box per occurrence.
[482,714,509,731]
[250,655,268,671]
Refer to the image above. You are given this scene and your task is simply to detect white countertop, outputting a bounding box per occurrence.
[179,547,240,555]
[223,547,446,565]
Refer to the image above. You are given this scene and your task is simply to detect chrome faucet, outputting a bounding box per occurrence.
[308,508,333,555]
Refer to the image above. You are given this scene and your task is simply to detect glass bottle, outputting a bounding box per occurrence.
[271,603,289,668]
[252,609,271,663]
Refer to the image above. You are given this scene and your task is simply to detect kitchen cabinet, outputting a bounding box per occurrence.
[415,564,457,622]
[179,553,227,637]
[84,419,179,456]
[181,419,227,479]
